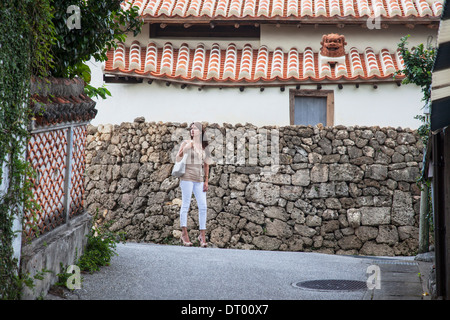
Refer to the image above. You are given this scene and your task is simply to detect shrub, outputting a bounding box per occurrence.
[77,212,126,273]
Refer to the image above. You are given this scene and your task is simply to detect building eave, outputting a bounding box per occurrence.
[103,70,404,87]
[143,15,441,27]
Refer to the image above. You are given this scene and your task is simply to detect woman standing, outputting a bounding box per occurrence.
[176,122,213,247]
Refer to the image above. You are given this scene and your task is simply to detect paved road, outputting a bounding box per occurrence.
[75,242,422,301]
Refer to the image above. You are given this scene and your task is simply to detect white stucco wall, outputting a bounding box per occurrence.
[123,21,436,52]
[0,159,8,198]
[88,23,436,129]
[1,155,23,265]
[260,24,436,52]
[90,57,423,128]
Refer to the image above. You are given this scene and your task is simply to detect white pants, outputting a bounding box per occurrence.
[179,180,207,230]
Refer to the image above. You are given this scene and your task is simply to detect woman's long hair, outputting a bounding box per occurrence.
[189,122,208,149]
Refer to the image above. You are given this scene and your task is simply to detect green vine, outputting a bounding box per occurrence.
[0,0,50,300]
[1,1,142,299]
[395,35,437,147]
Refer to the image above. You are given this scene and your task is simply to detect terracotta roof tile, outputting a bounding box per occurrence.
[315,0,327,16]
[239,43,254,79]
[329,0,341,16]
[301,0,313,15]
[380,48,396,75]
[417,0,433,16]
[113,42,126,69]
[401,0,419,16]
[303,47,316,78]
[356,0,371,16]
[121,0,443,19]
[287,0,299,15]
[175,43,190,76]
[349,47,364,77]
[145,42,158,72]
[386,0,402,17]
[172,0,189,16]
[336,62,348,77]
[364,47,381,76]
[256,0,268,16]
[187,0,203,15]
[254,45,269,78]
[30,78,97,126]
[159,0,176,15]
[320,62,332,77]
[192,43,207,77]
[270,48,284,78]
[431,0,443,14]
[395,49,405,71]
[342,0,356,15]
[223,43,238,79]
[287,48,299,78]
[272,0,284,16]
[201,0,216,16]
[207,43,221,78]
[104,41,405,85]
[129,41,142,70]
[143,0,161,15]
[229,0,244,16]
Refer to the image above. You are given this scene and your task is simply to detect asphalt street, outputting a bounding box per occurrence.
[73,242,425,301]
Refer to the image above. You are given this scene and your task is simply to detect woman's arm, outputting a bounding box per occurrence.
[176,140,190,162]
[203,163,209,191]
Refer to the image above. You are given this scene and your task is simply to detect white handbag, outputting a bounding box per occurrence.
[172,153,188,177]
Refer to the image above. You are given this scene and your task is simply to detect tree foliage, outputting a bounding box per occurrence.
[50,0,143,99]
[395,35,437,145]
[396,35,436,103]
[50,1,142,76]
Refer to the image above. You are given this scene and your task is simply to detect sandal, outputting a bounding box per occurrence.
[198,235,208,248]
[181,235,192,247]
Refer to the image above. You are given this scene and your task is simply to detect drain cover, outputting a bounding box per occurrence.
[370,260,417,266]
[293,279,367,292]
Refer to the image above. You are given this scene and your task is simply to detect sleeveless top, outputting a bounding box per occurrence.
[178,141,213,182]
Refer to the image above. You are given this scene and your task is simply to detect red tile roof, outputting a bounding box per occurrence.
[120,0,443,19]
[104,41,405,85]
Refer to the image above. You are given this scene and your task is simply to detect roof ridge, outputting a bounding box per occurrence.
[120,0,443,19]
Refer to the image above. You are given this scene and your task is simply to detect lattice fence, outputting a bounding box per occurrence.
[23,124,88,240]
[70,125,87,218]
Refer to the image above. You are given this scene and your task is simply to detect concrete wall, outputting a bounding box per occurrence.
[20,213,91,300]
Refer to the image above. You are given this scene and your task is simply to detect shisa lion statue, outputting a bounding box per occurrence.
[320,33,347,57]
[319,33,347,66]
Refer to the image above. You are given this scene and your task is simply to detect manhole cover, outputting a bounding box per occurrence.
[370,260,417,266]
[292,279,367,292]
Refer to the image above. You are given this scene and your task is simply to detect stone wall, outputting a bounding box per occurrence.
[84,119,423,256]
